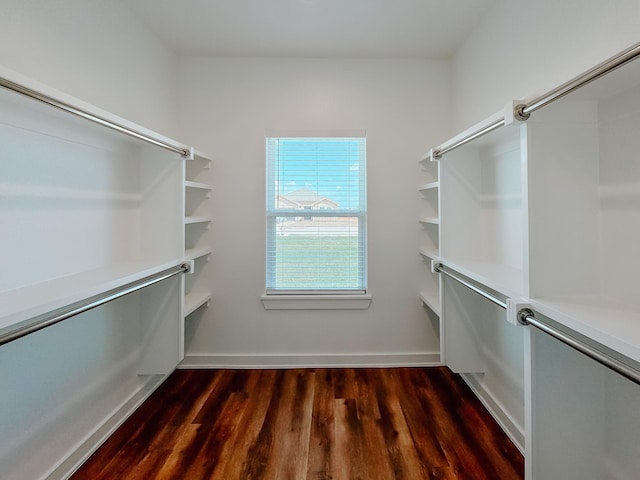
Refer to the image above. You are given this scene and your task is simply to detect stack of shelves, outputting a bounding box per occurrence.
[522,52,640,480]
[0,66,202,480]
[423,43,640,478]
[432,115,528,443]
[0,69,186,373]
[439,116,528,299]
[183,152,213,319]
[418,156,441,317]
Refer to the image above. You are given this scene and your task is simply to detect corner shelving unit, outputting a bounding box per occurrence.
[428,113,527,448]
[0,64,213,480]
[522,49,640,480]
[423,42,640,479]
[418,153,442,324]
[0,68,188,371]
[439,114,528,299]
[182,150,213,344]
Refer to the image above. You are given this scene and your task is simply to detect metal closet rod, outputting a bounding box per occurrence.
[430,41,640,158]
[433,263,508,310]
[518,309,640,387]
[0,76,191,158]
[431,118,505,160]
[0,263,191,347]
[515,41,640,120]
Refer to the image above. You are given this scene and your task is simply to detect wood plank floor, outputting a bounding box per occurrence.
[71,367,524,480]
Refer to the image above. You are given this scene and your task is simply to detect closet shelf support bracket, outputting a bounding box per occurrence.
[513,104,530,122]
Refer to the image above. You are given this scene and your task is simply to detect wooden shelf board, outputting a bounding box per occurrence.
[191,149,213,163]
[185,247,213,262]
[440,257,525,299]
[184,180,211,190]
[419,291,441,316]
[419,248,440,261]
[419,181,439,191]
[530,296,640,364]
[0,258,185,332]
[184,291,211,317]
[184,216,211,225]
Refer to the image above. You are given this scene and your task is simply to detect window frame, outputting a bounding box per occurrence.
[262,133,370,309]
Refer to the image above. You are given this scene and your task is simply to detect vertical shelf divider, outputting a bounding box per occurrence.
[182,149,214,359]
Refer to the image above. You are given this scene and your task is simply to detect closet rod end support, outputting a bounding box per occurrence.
[181,146,195,160]
[517,307,535,326]
[513,104,530,122]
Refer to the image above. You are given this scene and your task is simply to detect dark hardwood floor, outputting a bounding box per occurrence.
[71,367,524,480]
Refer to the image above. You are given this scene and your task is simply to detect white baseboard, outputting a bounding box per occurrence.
[46,374,168,480]
[460,373,525,453]
[179,352,441,369]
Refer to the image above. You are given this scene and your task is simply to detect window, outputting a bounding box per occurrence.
[266,136,366,295]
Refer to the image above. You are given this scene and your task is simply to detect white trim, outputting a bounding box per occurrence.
[179,352,441,369]
[265,136,367,293]
[261,293,372,310]
[460,373,525,453]
[44,374,168,480]
[265,128,367,138]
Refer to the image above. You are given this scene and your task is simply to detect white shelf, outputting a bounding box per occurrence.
[0,65,189,156]
[529,296,640,364]
[184,291,211,317]
[185,247,213,262]
[184,180,211,191]
[419,149,439,163]
[418,181,439,191]
[191,149,213,163]
[0,259,184,332]
[185,152,212,184]
[440,257,524,299]
[184,216,211,225]
[419,290,441,316]
[183,149,212,330]
[418,248,440,261]
[418,216,440,225]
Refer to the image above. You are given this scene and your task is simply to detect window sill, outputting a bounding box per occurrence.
[261,294,372,310]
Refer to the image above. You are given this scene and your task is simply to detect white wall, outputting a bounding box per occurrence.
[0,0,178,136]
[177,57,450,366]
[452,0,640,131]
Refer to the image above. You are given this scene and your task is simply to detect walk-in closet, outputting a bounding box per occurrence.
[0,1,638,479]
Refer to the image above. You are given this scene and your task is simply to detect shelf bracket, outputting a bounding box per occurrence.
[507,299,532,326]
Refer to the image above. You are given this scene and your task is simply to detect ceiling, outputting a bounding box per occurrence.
[122,0,495,58]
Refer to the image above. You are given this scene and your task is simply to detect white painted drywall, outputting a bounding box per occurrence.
[0,0,178,136]
[452,0,640,131]
[176,57,450,365]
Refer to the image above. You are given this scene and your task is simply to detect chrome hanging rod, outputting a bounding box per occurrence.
[429,42,640,159]
[0,76,191,158]
[0,263,191,347]
[433,263,508,310]
[518,309,640,387]
[431,117,505,160]
[514,41,640,121]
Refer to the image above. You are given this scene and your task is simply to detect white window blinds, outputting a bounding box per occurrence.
[266,136,367,294]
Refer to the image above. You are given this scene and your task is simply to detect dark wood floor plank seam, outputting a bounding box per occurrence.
[71,367,524,480]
